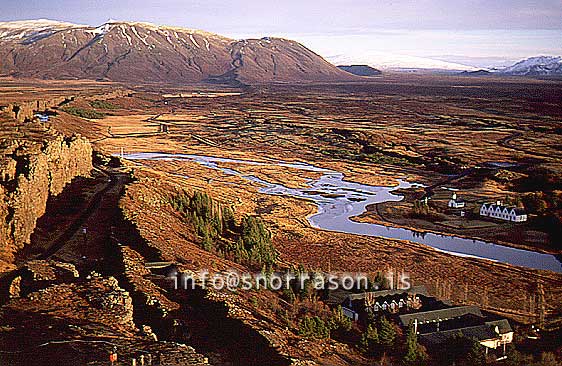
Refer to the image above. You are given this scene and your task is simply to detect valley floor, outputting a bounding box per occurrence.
[1,74,562,365]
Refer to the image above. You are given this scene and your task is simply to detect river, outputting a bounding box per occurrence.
[123,152,562,273]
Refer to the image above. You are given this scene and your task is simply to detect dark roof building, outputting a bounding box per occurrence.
[340,286,444,321]
[345,286,429,302]
[398,305,483,327]
[400,305,514,357]
[421,319,514,354]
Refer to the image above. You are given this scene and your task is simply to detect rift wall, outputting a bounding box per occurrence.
[0,134,92,270]
[0,97,70,122]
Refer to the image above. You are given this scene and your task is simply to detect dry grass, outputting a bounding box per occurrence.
[4,76,561,327]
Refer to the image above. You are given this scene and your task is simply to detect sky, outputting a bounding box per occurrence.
[1,0,561,67]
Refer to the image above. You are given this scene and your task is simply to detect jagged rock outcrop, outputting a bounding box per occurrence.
[0,91,130,123]
[0,269,212,365]
[0,96,69,122]
[7,275,21,299]
[117,243,180,318]
[83,274,136,328]
[12,273,136,332]
[82,89,132,101]
[2,259,79,300]
[43,135,93,195]
[0,124,92,270]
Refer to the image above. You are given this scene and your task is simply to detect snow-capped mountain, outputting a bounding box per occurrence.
[499,56,562,76]
[0,19,355,84]
[328,52,478,71]
[0,19,85,41]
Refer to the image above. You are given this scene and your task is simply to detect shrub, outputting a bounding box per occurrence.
[90,100,117,109]
[239,215,277,267]
[282,287,296,303]
[298,316,330,339]
[379,316,397,348]
[328,305,353,333]
[360,323,380,355]
[62,106,105,119]
[169,190,277,267]
[403,325,427,365]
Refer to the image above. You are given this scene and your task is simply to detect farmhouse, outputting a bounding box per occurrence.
[480,201,527,222]
[447,192,466,208]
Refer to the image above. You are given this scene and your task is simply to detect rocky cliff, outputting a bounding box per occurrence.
[0,96,69,122]
[0,119,92,271]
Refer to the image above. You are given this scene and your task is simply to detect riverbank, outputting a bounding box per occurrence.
[353,186,562,256]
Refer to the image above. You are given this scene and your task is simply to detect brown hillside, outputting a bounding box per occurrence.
[0,20,356,84]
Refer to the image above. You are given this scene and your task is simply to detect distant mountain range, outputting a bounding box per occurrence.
[499,56,562,76]
[328,52,478,72]
[460,56,562,77]
[330,53,562,77]
[0,19,354,84]
[430,56,518,69]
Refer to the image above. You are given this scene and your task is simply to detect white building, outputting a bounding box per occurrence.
[448,192,466,208]
[480,201,527,222]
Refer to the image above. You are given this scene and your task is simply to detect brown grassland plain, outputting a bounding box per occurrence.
[43,73,562,324]
[2,74,562,364]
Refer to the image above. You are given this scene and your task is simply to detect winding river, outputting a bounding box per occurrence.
[123,152,562,273]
